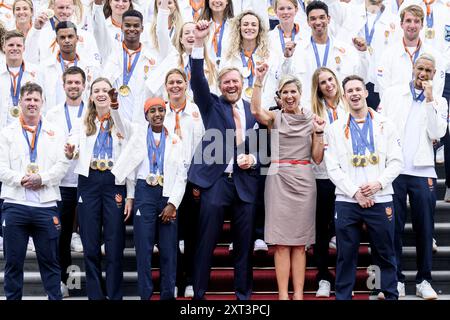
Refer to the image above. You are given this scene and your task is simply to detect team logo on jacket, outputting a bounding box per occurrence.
[385,207,393,221]
[115,194,123,208]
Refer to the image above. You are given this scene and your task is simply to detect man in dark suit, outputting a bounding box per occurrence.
[188,20,261,300]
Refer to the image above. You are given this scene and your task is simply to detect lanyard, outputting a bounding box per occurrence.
[50,17,56,31]
[311,37,330,68]
[59,53,78,72]
[22,120,42,163]
[349,113,375,155]
[93,122,112,159]
[278,24,297,52]
[240,50,255,87]
[324,100,338,124]
[122,44,141,86]
[64,102,84,132]
[426,11,434,28]
[410,81,425,102]
[298,0,306,12]
[364,9,383,47]
[8,63,24,106]
[403,38,421,65]
[213,20,226,58]
[147,127,166,175]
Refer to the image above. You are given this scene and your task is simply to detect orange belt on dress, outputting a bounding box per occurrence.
[272,160,311,165]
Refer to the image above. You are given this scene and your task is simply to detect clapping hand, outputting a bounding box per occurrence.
[352,37,367,52]
[313,115,326,133]
[255,62,269,83]
[284,41,297,58]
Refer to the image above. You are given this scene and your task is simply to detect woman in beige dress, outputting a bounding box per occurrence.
[250,63,325,300]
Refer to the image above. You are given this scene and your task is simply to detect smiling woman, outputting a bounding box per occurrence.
[12,0,33,37]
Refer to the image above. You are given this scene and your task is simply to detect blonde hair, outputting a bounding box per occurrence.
[416,52,436,68]
[311,67,344,119]
[49,0,84,25]
[400,5,424,24]
[173,22,217,86]
[277,75,302,94]
[150,0,183,51]
[218,67,243,86]
[200,0,234,21]
[226,10,269,61]
[274,0,298,10]
[13,0,34,14]
[85,77,115,136]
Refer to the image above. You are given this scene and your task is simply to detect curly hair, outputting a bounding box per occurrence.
[225,10,269,61]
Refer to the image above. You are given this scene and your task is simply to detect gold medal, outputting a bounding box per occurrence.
[107,159,114,170]
[90,159,98,170]
[26,163,39,174]
[368,153,379,165]
[10,106,20,118]
[335,56,341,65]
[351,155,361,167]
[242,67,251,79]
[146,173,158,186]
[97,159,108,171]
[425,28,435,39]
[359,155,368,167]
[368,46,373,55]
[268,6,276,17]
[244,87,253,99]
[119,85,130,96]
[157,175,164,186]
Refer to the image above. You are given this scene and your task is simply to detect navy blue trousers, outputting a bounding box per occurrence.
[193,174,256,300]
[335,201,397,300]
[392,175,436,283]
[57,186,77,284]
[2,203,62,300]
[77,169,125,300]
[133,179,178,300]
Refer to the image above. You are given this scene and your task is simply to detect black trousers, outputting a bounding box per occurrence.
[57,186,78,284]
[314,179,336,284]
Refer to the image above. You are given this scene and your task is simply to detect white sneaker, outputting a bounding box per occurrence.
[27,237,35,251]
[184,285,194,298]
[228,243,233,251]
[445,188,450,202]
[397,282,406,297]
[0,236,3,251]
[70,232,83,252]
[179,240,185,254]
[60,282,69,298]
[174,286,178,298]
[316,280,331,298]
[436,145,444,164]
[329,236,337,250]
[101,243,106,256]
[153,244,159,254]
[432,238,438,253]
[416,280,438,300]
[377,291,385,300]
[254,239,268,252]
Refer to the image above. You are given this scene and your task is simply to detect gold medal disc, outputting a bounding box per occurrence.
[26,163,39,174]
[369,153,379,165]
[157,175,164,186]
[425,28,435,39]
[97,159,108,171]
[119,85,130,96]
[244,87,253,99]
[10,106,20,118]
[351,155,361,167]
[359,156,368,167]
[107,160,114,170]
[268,6,276,17]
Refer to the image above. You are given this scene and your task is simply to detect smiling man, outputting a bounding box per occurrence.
[0,82,69,300]
[24,0,100,66]
[39,21,99,111]
[188,19,260,300]
[380,54,448,299]
[324,75,403,300]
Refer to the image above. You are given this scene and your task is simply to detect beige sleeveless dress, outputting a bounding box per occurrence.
[264,109,317,246]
